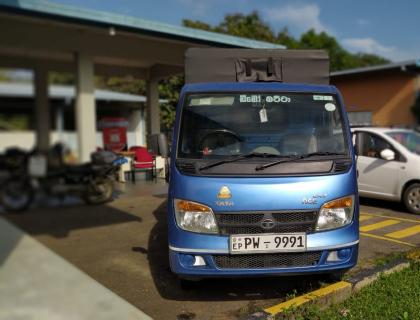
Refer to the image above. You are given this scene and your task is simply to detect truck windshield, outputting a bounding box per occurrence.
[177,93,349,159]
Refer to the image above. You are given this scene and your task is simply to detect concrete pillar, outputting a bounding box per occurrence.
[34,67,50,151]
[75,52,96,163]
[146,72,160,137]
[130,108,145,146]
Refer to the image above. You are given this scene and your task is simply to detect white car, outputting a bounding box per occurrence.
[351,127,420,214]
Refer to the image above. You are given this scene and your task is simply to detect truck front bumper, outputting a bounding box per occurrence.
[169,221,359,278]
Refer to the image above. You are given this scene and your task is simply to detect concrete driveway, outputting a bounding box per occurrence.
[3,182,420,320]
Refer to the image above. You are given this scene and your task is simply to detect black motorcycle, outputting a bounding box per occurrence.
[0,145,126,213]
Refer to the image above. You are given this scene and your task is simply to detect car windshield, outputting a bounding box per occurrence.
[177,92,349,159]
[386,131,420,155]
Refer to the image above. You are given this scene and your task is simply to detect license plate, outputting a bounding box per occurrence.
[229,233,306,254]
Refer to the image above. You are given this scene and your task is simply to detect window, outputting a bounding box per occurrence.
[348,111,372,126]
[360,132,392,159]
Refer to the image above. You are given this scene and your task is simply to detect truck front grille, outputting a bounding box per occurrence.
[215,211,318,235]
[213,252,322,269]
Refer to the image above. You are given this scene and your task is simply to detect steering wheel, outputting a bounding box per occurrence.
[200,129,242,155]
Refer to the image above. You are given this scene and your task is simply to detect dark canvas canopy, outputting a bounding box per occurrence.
[185,48,330,85]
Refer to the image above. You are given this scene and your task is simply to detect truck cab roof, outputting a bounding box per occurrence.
[181,82,340,95]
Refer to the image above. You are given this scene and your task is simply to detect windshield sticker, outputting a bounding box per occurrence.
[265,95,291,103]
[240,95,261,103]
[259,108,268,123]
[325,103,336,112]
[313,95,333,101]
[198,98,212,105]
[190,96,235,106]
[240,95,291,104]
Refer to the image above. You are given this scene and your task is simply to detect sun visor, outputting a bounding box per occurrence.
[185,48,330,85]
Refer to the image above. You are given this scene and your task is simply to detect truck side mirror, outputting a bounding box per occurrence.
[380,148,395,161]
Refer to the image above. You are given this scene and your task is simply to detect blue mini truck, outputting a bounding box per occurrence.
[167,49,359,281]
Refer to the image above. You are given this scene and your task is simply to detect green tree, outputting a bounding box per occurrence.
[276,27,300,49]
[182,19,213,31]
[184,11,278,44]
[96,76,146,95]
[49,72,74,85]
[158,75,184,135]
[183,12,390,72]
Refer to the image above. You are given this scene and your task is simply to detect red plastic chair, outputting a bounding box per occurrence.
[129,146,156,181]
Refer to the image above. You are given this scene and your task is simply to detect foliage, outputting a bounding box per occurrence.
[0,71,10,82]
[49,72,74,85]
[183,11,389,72]
[0,114,30,130]
[158,75,184,134]
[411,95,420,124]
[278,263,420,320]
[96,76,146,95]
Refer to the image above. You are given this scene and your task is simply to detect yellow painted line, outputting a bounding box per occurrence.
[360,212,420,224]
[386,224,420,239]
[359,215,373,222]
[360,232,416,247]
[359,219,400,232]
[264,281,351,315]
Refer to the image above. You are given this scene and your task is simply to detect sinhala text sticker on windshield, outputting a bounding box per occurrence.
[240,95,291,103]
[313,95,333,101]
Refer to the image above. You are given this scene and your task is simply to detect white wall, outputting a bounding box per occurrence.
[0,130,146,156]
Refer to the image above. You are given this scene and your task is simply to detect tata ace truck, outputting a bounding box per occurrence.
[168,49,359,282]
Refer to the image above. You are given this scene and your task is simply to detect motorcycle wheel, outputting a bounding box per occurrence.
[0,179,33,213]
[84,178,114,205]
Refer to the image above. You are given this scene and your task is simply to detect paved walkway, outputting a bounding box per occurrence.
[0,217,152,320]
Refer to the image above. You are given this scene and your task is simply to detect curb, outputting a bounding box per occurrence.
[247,260,412,320]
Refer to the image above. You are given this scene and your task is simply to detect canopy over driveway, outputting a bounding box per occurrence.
[0,0,283,161]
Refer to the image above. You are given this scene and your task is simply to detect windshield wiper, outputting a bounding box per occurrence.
[255,152,348,171]
[199,152,279,171]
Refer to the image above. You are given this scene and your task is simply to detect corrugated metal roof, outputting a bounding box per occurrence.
[0,82,167,103]
[0,0,285,49]
[331,59,420,77]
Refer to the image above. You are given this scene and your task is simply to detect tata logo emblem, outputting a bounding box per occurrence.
[217,186,232,199]
[261,218,275,230]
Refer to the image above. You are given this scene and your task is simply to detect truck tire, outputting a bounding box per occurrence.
[327,270,346,282]
[403,183,420,215]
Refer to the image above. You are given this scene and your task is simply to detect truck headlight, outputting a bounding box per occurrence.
[174,199,218,234]
[316,195,354,231]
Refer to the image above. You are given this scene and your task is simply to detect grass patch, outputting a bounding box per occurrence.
[277,262,420,320]
[373,251,406,267]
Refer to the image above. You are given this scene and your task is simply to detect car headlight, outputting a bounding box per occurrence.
[316,195,354,231]
[174,199,218,234]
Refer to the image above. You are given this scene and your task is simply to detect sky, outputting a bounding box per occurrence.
[32,1,420,62]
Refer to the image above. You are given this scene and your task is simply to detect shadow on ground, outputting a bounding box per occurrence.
[1,202,142,238]
[360,196,408,214]
[147,199,331,303]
